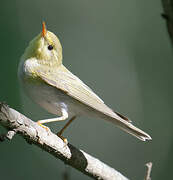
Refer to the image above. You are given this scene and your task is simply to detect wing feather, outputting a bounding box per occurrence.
[35,66,130,122]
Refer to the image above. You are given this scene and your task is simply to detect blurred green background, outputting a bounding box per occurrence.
[0,0,172,179]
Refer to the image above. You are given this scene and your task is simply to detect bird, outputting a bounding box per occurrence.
[18,22,151,142]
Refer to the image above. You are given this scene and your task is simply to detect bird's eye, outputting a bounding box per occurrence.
[48,45,53,50]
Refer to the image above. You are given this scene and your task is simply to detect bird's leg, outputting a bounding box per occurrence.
[37,109,68,131]
[57,116,76,143]
[37,109,76,143]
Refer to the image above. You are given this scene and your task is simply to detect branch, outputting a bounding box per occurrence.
[0,102,128,180]
[144,162,152,180]
[162,0,173,45]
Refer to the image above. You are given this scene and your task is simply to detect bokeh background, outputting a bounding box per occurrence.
[0,0,172,179]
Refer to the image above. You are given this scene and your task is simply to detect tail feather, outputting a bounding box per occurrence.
[117,121,152,141]
[91,105,152,141]
[106,116,152,141]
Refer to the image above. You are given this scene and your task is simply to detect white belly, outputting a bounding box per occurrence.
[20,78,83,118]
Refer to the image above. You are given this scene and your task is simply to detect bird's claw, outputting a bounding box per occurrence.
[57,132,68,144]
[37,121,49,131]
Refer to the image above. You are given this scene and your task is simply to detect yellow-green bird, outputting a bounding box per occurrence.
[18,22,151,142]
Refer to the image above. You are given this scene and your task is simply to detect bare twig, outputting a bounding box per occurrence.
[144,162,152,180]
[0,102,128,180]
[162,0,173,45]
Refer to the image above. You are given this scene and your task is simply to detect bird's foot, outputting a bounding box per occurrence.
[37,121,49,131]
[57,132,68,144]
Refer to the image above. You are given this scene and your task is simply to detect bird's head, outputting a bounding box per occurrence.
[23,22,62,66]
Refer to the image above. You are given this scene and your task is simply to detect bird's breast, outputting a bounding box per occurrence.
[18,60,81,117]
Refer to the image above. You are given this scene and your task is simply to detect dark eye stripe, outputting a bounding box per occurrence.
[48,45,53,50]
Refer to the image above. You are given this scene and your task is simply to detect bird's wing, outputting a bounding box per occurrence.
[35,66,130,122]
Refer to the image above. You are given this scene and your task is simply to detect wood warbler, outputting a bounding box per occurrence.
[18,22,151,142]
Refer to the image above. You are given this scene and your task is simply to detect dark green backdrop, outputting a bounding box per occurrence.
[0,0,172,179]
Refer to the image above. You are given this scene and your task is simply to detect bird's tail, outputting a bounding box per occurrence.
[104,114,152,141]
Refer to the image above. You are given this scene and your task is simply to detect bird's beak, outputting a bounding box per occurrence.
[42,21,47,37]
